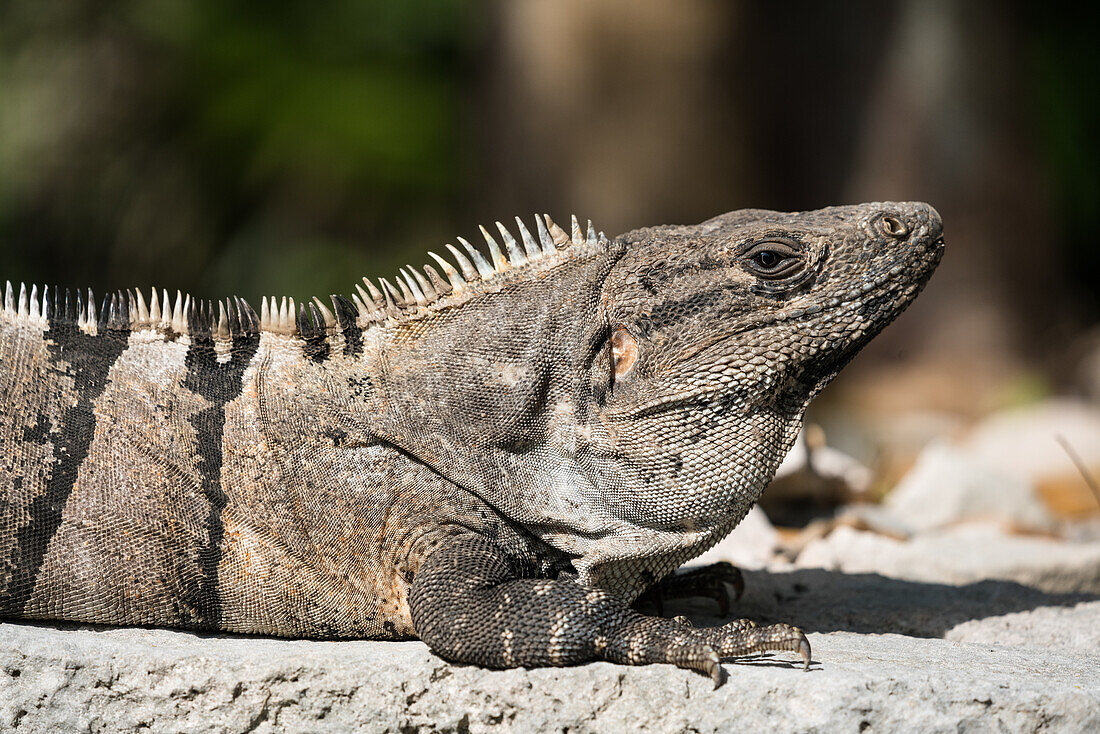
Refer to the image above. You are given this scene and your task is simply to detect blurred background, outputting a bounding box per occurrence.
[2,1,1099,533]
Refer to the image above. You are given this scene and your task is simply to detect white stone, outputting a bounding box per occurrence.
[692,505,780,569]
[962,398,1100,485]
[2,621,1098,733]
[884,440,1054,533]
[795,523,1100,594]
[947,600,1100,651]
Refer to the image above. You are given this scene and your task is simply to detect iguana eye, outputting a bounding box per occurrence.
[743,241,802,280]
[753,250,782,269]
[610,327,638,379]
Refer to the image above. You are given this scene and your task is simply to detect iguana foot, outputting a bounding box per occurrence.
[410,534,810,688]
[607,616,810,687]
[695,621,811,668]
[636,562,745,617]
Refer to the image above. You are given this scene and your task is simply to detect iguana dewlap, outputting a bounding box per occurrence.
[0,204,943,685]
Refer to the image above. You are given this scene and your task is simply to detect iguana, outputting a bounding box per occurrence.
[0,202,942,685]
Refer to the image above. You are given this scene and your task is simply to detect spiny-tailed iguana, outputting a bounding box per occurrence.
[0,203,943,685]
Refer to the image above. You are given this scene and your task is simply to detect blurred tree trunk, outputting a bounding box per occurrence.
[843,0,1060,409]
[480,0,753,234]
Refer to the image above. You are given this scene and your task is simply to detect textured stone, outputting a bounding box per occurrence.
[0,622,1097,734]
[963,398,1100,486]
[795,523,1100,594]
[962,399,1100,519]
[884,441,1055,533]
[3,566,1099,733]
[947,600,1100,650]
[692,505,781,569]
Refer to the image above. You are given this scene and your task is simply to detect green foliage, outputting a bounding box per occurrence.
[1027,5,1100,306]
[134,0,465,191]
[0,0,477,302]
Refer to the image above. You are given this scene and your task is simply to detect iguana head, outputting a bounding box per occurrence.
[598,202,943,416]
[367,202,942,595]
[568,202,943,590]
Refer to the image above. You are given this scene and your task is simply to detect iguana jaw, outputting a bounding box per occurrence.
[600,263,942,421]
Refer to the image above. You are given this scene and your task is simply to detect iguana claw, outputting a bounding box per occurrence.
[637,562,746,617]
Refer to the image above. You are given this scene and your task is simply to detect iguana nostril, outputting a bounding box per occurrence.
[879,215,908,239]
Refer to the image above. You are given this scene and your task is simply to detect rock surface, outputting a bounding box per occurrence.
[963,399,1100,486]
[795,523,1100,594]
[3,567,1098,733]
[692,505,780,569]
[883,441,1055,533]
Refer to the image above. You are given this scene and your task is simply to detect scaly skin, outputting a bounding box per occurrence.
[0,203,942,684]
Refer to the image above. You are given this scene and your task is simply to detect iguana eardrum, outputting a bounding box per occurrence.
[0,203,943,685]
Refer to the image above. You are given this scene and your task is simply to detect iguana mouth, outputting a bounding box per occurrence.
[603,236,943,421]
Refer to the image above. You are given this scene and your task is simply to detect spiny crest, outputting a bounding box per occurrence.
[0,214,606,344]
[0,280,262,340]
[347,213,606,324]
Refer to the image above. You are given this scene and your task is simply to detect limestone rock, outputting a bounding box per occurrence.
[692,505,781,569]
[0,621,1094,733]
[883,440,1054,533]
[4,554,1100,732]
[962,399,1100,519]
[795,523,1100,594]
[963,398,1100,486]
[947,600,1100,651]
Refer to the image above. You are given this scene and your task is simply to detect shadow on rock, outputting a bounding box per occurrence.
[648,567,1099,638]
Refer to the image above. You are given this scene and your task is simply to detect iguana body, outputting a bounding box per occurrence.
[0,204,943,683]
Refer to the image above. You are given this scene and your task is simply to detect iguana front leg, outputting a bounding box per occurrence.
[408,534,810,686]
